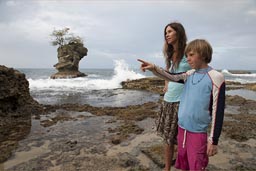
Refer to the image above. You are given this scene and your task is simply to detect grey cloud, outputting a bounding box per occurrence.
[0,0,255,69]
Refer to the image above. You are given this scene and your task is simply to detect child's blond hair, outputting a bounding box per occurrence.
[185,39,212,63]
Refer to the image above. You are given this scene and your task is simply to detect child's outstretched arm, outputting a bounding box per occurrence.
[137,59,189,83]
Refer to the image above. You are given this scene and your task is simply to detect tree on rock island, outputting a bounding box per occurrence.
[50,27,88,79]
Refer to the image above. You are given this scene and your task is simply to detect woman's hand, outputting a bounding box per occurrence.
[163,81,168,93]
[137,59,154,72]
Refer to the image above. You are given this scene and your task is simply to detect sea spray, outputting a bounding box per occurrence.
[221,69,256,83]
[28,59,145,91]
[112,59,145,84]
[221,69,232,75]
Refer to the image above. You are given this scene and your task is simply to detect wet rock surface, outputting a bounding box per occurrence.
[0,65,43,163]
[226,81,256,91]
[0,77,256,170]
[0,65,41,115]
[121,77,165,95]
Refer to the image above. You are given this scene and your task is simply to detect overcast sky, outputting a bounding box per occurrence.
[0,0,256,70]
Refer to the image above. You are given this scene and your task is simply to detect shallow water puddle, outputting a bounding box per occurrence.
[226,89,256,101]
[1,110,119,171]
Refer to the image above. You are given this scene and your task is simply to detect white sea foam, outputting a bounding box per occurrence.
[222,69,256,77]
[221,69,232,75]
[221,69,256,83]
[28,59,145,91]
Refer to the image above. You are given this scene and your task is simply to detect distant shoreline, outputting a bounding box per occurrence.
[223,70,252,74]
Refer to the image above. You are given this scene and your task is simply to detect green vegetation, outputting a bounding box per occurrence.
[50,27,83,47]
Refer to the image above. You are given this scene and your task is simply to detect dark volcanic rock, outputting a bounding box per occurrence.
[51,42,88,79]
[0,65,41,115]
[121,77,165,95]
[0,65,43,163]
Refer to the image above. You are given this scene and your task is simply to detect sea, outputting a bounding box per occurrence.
[17,60,256,106]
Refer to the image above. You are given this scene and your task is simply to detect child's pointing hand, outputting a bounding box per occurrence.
[137,59,154,72]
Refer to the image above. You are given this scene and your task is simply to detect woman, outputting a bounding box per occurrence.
[156,22,190,171]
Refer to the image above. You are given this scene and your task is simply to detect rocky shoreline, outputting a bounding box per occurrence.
[0,75,256,171]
